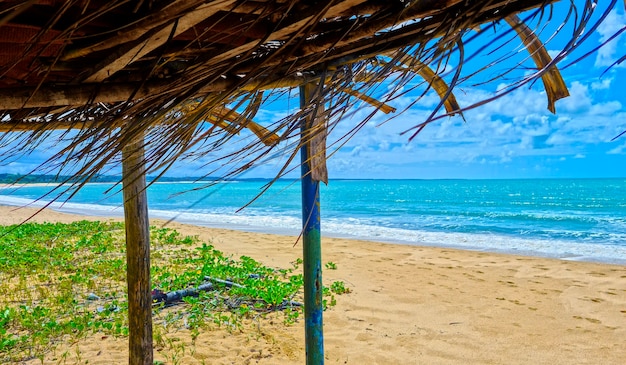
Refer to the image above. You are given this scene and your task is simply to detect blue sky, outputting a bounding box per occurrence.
[290,3,626,180]
[209,1,626,180]
[3,1,626,180]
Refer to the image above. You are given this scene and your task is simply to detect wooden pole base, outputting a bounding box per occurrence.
[122,137,154,365]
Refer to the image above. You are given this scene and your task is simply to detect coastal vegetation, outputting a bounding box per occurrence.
[0,220,348,363]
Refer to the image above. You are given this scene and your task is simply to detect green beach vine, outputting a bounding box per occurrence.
[0,220,349,363]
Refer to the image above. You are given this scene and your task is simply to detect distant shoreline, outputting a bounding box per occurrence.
[1,174,625,187]
[2,178,625,266]
[1,196,625,266]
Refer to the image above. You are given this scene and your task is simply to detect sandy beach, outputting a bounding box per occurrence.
[1,205,624,364]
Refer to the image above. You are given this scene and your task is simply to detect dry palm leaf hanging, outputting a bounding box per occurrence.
[0,0,619,188]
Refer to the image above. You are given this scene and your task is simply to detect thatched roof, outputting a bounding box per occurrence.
[0,0,615,183]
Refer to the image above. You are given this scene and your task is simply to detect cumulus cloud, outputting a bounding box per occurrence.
[11,69,619,180]
[594,9,626,68]
[591,78,613,90]
[558,81,593,112]
[320,68,624,177]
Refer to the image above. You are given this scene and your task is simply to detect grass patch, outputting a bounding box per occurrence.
[0,220,349,363]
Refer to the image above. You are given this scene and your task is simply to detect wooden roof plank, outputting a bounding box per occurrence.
[60,0,209,61]
[82,0,236,83]
[200,0,369,69]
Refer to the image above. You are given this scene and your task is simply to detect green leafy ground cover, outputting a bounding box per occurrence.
[0,220,348,363]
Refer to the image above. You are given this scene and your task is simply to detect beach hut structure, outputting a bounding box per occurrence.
[0,1,618,363]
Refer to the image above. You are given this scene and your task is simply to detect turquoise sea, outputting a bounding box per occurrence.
[1,178,625,264]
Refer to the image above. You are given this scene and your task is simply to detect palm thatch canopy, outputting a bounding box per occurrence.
[1,2,622,364]
[0,0,615,182]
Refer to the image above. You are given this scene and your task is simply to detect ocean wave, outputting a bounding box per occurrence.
[318,219,626,264]
[1,194,625,265]
[0,195,124,216]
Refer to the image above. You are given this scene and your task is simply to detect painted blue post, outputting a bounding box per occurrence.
[299,83,324,365]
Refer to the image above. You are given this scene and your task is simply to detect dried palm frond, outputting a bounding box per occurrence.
[0,0,620,197]
[390,54,463,117]
[505,14,569,113]
[341,88,396,114]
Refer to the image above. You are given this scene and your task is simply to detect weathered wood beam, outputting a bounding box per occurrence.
[183,11,271,40]
[282,0,551,72]
[228,1,276,15]
[121,133,153,365]
[81,0,236,83]
[225,0,546,75]
[336,1,389,17]
[0,0,553,112]
[0,107,281,146]
[0,120,98,132]
[0,74,316,109]
[60,0,209,60]
[307,0,467,55]
[0,82,168,109]
[202,0,369,69]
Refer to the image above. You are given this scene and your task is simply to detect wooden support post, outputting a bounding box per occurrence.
[299,83,325,365]
[122,136,153,365]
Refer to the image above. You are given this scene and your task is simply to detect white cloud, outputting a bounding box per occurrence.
[378,140,390,151]
[558,81,593,112]
[591,77,613,90]
[589,100,622,115]
[321,71,625,173]
[594,9,626,68]
[109,70,626,179]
